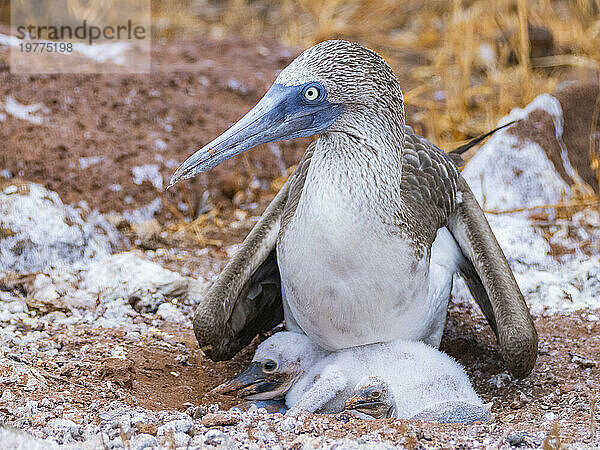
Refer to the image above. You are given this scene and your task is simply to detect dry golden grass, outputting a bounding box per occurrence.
[200,0,599,145]
[181,0,600,214]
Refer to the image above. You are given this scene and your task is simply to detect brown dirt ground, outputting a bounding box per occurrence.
[4,295,598,446]
[1,35,599,446]
[0,32,303,219]
[0,31,424,222]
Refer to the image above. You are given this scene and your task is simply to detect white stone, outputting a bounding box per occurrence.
[40,397,55,408]
[1,389,15,401]
[154,139,167,151]
[204,429,232,447]
[132,164,163,191]
[131,433,158,450]
[157,303,186,322]
[157,418,193,436]
[47,418,82,441]
[0,183,119,272]
[7,301,27,314]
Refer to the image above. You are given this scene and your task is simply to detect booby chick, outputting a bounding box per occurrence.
[346,376,491,423]
[170,40,537,378]
[213,332,487,422]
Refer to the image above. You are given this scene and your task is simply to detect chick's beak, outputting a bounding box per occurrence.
[211,362,288,400]
[344,395,370,411]
[345,394,390,419]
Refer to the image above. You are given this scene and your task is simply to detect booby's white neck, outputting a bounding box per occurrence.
[305,131,404,217]
[327,101,405,153]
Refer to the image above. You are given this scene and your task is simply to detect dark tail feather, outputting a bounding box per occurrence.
[450,120,518,155]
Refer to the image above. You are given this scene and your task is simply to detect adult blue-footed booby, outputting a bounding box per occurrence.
[169,40,538,378]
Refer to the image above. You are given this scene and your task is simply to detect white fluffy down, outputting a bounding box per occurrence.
[253,332,482,418]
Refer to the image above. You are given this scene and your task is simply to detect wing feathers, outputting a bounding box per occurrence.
[193,179,290,360]
[448,178,538,378]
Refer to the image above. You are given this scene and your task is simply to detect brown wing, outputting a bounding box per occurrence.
[402,127,537,378]
[401,127,461,242]
[192,146,315,361]
[192,185,287,361]
[402,129,497,330]
[448,178,538,378]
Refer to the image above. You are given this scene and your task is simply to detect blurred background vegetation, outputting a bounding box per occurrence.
[149,0,600,151]
[1,0,599,155]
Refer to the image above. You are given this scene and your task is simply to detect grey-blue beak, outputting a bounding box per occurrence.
[168,82,343,187]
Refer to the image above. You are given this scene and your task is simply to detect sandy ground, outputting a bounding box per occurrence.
[0,35,599,449]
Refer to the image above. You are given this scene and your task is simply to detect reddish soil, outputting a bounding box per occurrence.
[0,35,304,219]
[0,34,425,224]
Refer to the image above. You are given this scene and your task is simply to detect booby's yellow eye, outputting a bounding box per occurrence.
[371,390,381,399]
[304,86,319,101]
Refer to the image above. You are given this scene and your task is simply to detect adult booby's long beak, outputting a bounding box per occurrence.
[169,83,343,187]
[211,362,289,400]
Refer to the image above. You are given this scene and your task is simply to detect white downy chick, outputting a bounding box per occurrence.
[346,375,491,423]
[213,331,488,422]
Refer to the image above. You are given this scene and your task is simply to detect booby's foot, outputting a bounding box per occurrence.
[411,401,492,424]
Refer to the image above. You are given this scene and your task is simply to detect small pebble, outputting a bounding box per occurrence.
[187,405,206,419]
[162,431,190,447]
[506,433,528,447]
[201,413,239,427]
[131,433,158,450]
[40,397,55,409]
[204,429,231,447]
[157,418,193,436]
[1,389,15,401]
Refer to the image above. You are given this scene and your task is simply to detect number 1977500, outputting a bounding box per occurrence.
[19,42,73,52]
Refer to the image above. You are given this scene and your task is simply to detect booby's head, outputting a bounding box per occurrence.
[169,40,405,186]
[345,376,396,419]
[211,331,325,400]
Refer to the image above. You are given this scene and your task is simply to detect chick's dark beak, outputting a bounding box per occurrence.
[211,362,287,399]
[344,394,391,419]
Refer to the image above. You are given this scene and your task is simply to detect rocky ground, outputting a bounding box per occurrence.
[0,34,599,449]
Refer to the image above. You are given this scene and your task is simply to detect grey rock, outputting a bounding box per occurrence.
[160,431,190,448]
[204,429,233,447]
[506,433,532,447]
[0,183,119,272]
[157,418,193,436]
[131,433,159,450]
[46,418,83,442]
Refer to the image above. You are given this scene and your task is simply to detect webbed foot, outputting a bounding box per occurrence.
[411,401,492,424]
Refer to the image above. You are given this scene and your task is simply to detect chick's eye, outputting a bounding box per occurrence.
[304,86,320,101]
[262,360,277,372]
[371,390,381,399]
